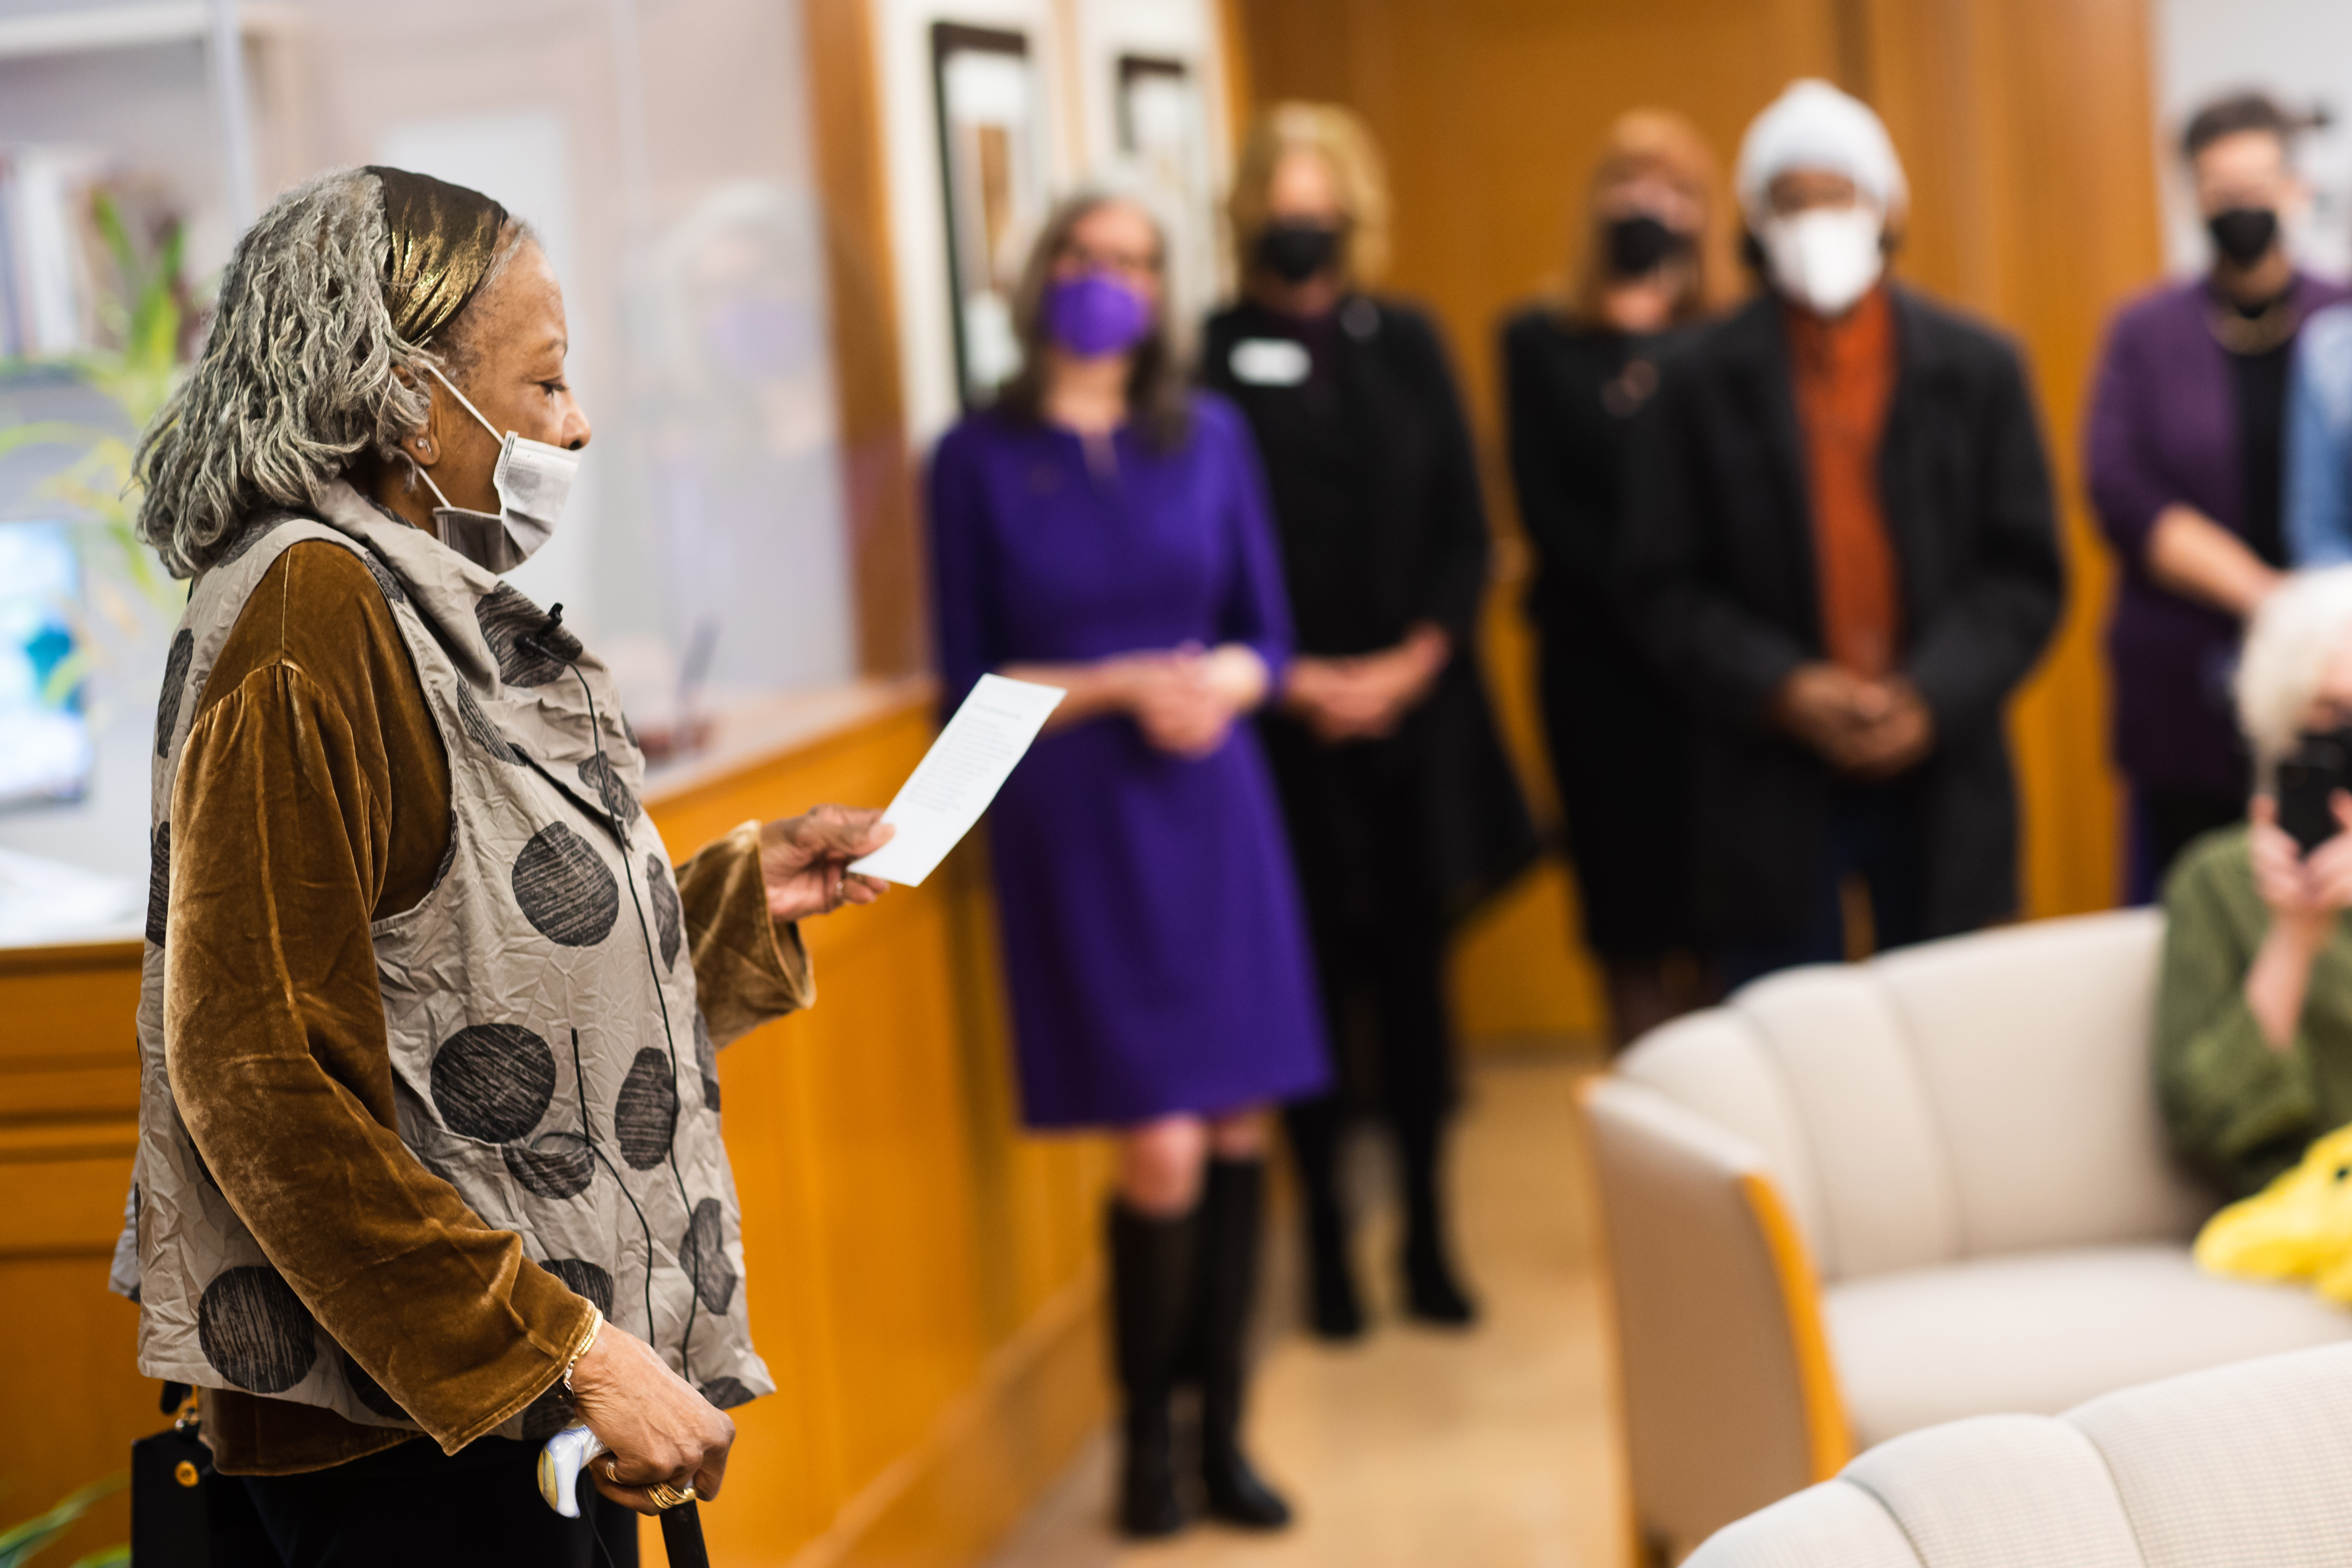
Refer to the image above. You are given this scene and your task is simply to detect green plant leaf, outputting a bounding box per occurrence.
[0,1475,126,1568]
[66,1549,128,1568]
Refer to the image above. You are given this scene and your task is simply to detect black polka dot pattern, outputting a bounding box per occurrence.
[198,1265,317,1393]
[511,823,619,947]
[454,681,523,764]
[700,1377,754,1410]
[475,583,581,689]
[679,1199,736,1314]
[356,548,408,606]
[145,819,170,947]
[614,1048,678,1170]
[155,630,193,756]
[695,1011,721,1114]
[503,1134,596,1200]
[577,751,638,828]
[340,1345,407,1418]
[648,855,682,971]
[430,1023,556,1143]
[539,1257,616,1317]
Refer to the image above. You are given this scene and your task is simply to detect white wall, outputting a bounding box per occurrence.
[2154,0,2352,279]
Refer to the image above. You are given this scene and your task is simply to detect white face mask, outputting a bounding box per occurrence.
[1760,205,1885,318]
[407,362,580,573]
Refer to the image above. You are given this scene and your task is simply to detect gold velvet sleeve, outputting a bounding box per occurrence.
[674,821,815,1048]
[165,551,591,1464]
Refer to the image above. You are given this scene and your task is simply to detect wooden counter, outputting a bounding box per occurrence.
[0,680,1113,1567]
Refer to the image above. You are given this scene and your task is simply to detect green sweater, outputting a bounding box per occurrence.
[2158,826,2352,1198]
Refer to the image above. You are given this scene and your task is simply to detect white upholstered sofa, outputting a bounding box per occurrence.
[1688,1341,2352,1567]
[1578,909,2352,1561]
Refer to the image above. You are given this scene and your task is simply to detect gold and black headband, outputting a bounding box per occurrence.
[367,165,511,346]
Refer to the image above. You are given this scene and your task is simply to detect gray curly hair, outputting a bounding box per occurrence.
[2237,565,2352,778]
[132,168,521,577]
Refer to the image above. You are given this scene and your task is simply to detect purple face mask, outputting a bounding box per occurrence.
[1042,272,1152,358]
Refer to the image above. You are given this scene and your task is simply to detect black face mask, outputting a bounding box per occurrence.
[1257,221,1343,285]
[1604,214,1692,279]
[2208,206,2281,269]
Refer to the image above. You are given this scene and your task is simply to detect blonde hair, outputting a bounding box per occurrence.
[1228,102,1391,288]
[1564,110,1738,327]
[2236,566,2352,776]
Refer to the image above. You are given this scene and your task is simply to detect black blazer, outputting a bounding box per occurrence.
[1620,286,2064,940]
[1204,296,1537,926]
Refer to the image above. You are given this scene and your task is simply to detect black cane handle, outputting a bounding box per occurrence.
[659,1500,710,1567]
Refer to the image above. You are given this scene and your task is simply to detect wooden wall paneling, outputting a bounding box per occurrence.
[1857,0,2159,918]
[0,943,143,1568]
[807,0,928,678]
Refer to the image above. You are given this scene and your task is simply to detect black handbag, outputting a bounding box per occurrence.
[130,1384,273,1567]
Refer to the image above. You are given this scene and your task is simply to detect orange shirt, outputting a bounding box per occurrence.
[1784,286,1901,677]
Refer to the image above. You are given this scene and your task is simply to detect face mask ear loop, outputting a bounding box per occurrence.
[423,359,506,443]
[404,450,458,511]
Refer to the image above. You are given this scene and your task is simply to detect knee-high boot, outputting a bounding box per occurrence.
[1109,1201,1196,1537]
[1282,1096,1363,1339]
[1395,1103,1476,1325]
[1194,1158,1293,1528]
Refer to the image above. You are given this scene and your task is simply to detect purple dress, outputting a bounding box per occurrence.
[927,395,1332,1129]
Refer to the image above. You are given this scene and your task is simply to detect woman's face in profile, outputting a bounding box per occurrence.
[1052,199,1164,319]
[425,240,593,515]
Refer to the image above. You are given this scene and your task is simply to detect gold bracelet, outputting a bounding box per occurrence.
[560,1307,603,1396]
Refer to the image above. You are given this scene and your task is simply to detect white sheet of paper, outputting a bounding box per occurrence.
[847,674,1066,886]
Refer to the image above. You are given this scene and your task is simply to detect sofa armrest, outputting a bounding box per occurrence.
[1577,1076,1853,1559]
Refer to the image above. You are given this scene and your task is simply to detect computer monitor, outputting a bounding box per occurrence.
[0,519,93,810]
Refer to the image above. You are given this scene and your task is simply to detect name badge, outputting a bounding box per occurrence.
[1229,338,1311,387]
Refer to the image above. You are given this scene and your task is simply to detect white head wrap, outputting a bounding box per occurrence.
[1735,79,1908,222]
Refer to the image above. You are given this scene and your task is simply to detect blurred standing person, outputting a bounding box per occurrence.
[1502,110,1736,1047]
[2089,92,2343,900]
[928,190,1325,1537]
[1621,80,2063,984]
[1202,104,1537,1341]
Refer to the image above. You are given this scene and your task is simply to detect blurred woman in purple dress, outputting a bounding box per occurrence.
[927,191,1329,1538]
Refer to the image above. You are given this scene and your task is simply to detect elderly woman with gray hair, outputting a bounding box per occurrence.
[2159,566,2352,1201]
[119,165,888,1565]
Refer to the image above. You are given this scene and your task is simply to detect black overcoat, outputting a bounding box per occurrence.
[1203,295,1538,929]
[1619,286,2064,941]
[1502,308,1707,956]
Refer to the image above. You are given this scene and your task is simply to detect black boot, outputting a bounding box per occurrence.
[1109,1201,1196,1537]
[1283,1097,1364,1340]
[1194,1158,1294,1529]
[1396,1108,1476,1326]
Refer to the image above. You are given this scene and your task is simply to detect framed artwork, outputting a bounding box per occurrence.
[931,22,1050,410]
[1113,54,1220,325]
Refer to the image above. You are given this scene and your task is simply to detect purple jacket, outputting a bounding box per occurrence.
[2086,273,2350,794]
